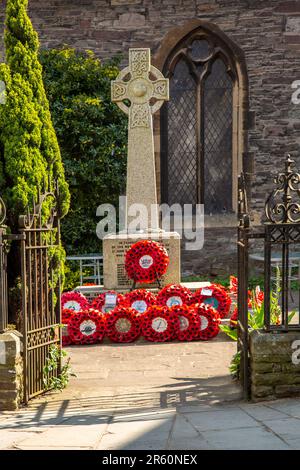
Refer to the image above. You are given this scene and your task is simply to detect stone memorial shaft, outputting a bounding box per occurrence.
[111,48,169,231]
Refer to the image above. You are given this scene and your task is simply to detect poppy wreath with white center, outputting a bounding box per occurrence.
[170,304,200,342]
[105,307,141,343]
[141,305,179,342]
[68,309,106,345]
[120,289,157,314]
[61,308,75,346]
[61,291,89,313]
[192,303,220,340]
[190,283,231,319]
[91,291,124,313]
[125,240,169,284]
[156,284,192,308]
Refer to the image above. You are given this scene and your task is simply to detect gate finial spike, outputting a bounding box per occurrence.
[285,154,295,174]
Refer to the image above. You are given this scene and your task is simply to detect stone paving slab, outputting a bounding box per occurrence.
[97,414,174,450]
[200,425,290,450]
[2,400,300,449]
[186,408,259,431]
[17,415,109,450]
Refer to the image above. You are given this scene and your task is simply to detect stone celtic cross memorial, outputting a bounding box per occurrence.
[111,48,169,231]
[103,48,180,290]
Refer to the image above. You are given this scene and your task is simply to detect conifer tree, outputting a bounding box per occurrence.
[0,0,70,225]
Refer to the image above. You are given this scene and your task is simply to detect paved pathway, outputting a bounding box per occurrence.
[1,335,300,449]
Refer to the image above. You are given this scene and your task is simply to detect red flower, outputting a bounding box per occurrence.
[192,303,220,340]
[156,284,192,307]
[105,307,141,343]
[170,304,200,341]
[91,291,124,313]
[190,284,231,319]
[229,307,238,328]
[229,276,238,294]
[255,286,264,307]
[141,305,179,342]
[248,287,264,309]
[61,291,89,312]
[125,240,169,284]
[61,308,75,346]
[120,289,156,314]
[68,309,106,345]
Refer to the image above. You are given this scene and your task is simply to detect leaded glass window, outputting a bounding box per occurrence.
[161,34,236,214]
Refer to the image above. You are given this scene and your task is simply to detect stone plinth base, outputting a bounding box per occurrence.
[103,231,180,290]
[0,331,23,411]
[250,329,300,402]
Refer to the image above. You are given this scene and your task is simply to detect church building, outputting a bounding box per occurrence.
[1,0,300,275]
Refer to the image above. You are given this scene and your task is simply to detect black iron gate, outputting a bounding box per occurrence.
[19,189,62,403]
[237,155,300,398]
[237,173,266,398]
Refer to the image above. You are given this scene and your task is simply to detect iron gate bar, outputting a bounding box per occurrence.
[283,228,289,330]
[237,172,250,399]
[0,198,24,333]
[237,172,267,398]
[0,227,8,333]
[264,227,271,330]
[237,227,266,398]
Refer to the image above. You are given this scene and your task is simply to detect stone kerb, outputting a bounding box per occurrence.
[0,330,23,411]
[250,329,300,402]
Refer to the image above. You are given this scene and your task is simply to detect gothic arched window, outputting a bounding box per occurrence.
[159,25,246,214]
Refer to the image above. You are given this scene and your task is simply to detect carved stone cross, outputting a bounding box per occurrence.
[111,48,169,231]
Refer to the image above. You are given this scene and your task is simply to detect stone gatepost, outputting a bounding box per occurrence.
[0,331,23,411]
[250,329,300,402]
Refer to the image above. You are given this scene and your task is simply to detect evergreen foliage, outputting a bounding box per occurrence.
[0,0,70,226]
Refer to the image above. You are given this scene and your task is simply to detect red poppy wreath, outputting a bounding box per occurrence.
[190,284,231,319]
[105,307,141,343]
[141,305,179,342]
[68,309,106,345]
[61,291,89,312]
[120,289,156,314]
[156,284,192,307]
[125,240,169,284]
[91,291,124,313]
[193,303,220,341]
[170,304,200,342]
[61,308,75,346]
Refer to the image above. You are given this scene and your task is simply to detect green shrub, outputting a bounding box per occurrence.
[40,48,127,254]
